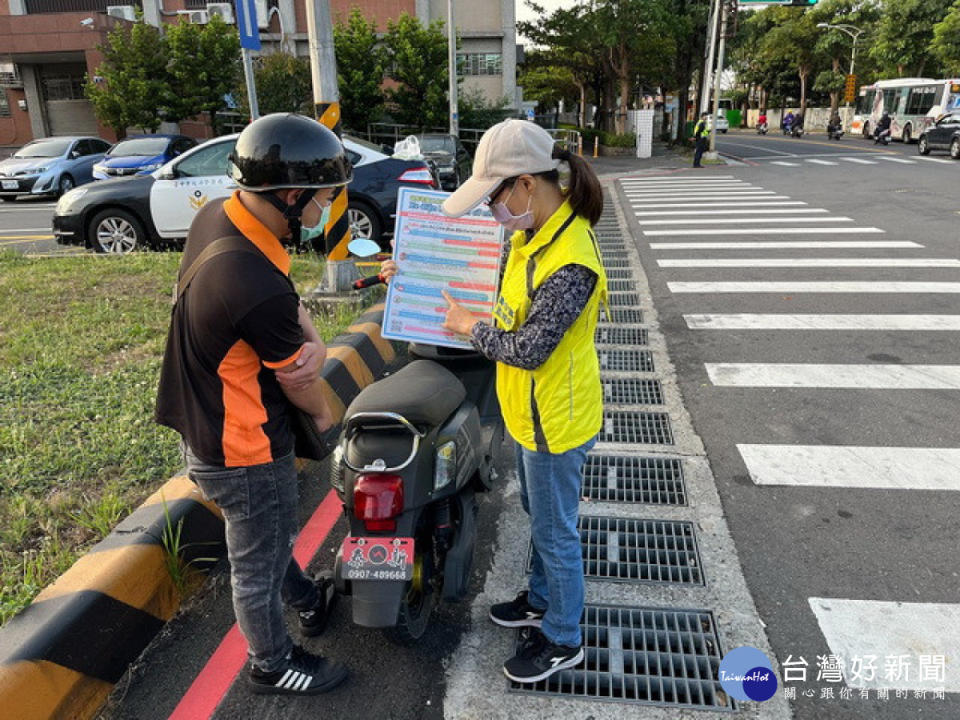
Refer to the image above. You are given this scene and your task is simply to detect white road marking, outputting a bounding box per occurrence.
[627,191,777,197]
[633,201,807,209]
[705,363,960,389]
[0,227,53,232]
[685,313,960,330]
[839,157,878,164]
[738,444,960,491]
[621,175,735,182]
[645,227,883,236]
[639,216,852,225]
[806,159,839,165]
[770,161,801,166]
[633,198,794,205]
[662,258,959,268]
[670,281,960,293]
[809,597,960,691]
[916,156,955,164]
[622,182,754,188]
[875,156,916,164]
[636,208,828,216]
[650,240,921,249]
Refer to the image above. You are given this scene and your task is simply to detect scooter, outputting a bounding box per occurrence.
[330,275,503,642]
[827,124,844,141]
[873,127,891,145]
[791,124,805,138]
[757,121,768,135]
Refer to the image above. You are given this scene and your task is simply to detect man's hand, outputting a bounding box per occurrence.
[441,290,478,336]
[275,341,324,392]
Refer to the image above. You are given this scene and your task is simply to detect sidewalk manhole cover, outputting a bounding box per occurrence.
[598,350,654,373]
[596,327,648,346]
[608,280,638,293]
[609,292,641,306]
[601,307,643,323]
[526,517,703,584]
[508,604,731,711]
[602,378,661,404]
[582,454,685,504]
[600,410,672,445]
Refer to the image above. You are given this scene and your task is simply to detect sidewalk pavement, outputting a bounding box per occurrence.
[584,143,724,181]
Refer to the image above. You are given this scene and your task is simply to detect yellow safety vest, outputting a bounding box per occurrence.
[491,200,608,454]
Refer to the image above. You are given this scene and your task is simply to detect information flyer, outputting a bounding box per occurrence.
[382,187,505,350]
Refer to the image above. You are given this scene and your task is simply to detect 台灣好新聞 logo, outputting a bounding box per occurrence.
[719,646,778,702]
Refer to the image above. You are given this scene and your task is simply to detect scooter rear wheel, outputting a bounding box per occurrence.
[382,549,437,644]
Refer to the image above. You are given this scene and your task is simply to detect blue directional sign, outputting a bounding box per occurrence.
[235,0,261,51]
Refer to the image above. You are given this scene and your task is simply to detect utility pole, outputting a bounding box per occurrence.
[706,0,730,158]
[700,0,721,116]
[306,0,353,278]
[447,0,459,136]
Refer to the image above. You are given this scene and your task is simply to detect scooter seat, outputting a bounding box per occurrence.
[345,359,467,428]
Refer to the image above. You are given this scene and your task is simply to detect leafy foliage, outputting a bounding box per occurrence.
[235,52,313,117]
[334,9,388,131]
[383,13,454,128]
[932,0,960,77]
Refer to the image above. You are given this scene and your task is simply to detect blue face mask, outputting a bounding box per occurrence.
[300,197,331,245]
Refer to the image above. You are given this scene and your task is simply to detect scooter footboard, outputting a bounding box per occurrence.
[350,580,406,627]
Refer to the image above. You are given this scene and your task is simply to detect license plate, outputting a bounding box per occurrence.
[340,536,414,581]
[1,180,18,190]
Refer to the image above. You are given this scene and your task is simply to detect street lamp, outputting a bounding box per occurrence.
[817,22,863,106]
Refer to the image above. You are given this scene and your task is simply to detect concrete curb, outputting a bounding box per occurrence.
[0,303,395,720]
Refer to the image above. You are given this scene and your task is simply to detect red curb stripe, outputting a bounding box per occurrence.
[168,489,344,720]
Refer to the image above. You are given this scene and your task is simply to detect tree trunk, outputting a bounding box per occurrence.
[799,69,808,115]
[577,82,587,128]
[617,75,630,135]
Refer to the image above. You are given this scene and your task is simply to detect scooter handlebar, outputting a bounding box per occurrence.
[353,273,386,290]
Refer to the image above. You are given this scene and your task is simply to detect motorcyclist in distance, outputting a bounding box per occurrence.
[875,111,892,144]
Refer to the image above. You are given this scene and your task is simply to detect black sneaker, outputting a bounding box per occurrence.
[489,591,545,628]
[248,645,348,695]
[503,628,584,683]
[298,573,337,637]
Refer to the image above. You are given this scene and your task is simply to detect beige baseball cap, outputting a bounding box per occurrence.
[441,119,561,218]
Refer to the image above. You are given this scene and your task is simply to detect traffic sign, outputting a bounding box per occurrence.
[235,0,261,51]
[843,74,857,103]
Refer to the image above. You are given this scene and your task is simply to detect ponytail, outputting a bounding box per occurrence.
[547,146,604,226]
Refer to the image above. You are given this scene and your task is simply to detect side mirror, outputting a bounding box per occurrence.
[69,151,80,159]
[157,167,177,180]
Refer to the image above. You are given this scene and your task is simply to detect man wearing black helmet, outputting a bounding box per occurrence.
[156,113,352,696]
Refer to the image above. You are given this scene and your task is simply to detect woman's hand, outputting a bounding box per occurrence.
[441,290,478,336]
[380,259,398,284]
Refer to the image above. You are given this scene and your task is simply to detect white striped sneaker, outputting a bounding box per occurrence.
[248,645,348,695]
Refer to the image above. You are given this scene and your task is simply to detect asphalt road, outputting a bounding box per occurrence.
[0,196,75,256]
[618,138,960,718]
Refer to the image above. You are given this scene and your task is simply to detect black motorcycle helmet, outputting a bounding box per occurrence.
[228,113,354,240]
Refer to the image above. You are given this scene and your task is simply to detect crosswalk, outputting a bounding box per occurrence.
[620,174,960,697]
[765,154,955,167]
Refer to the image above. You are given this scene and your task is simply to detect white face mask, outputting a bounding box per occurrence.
[300,195,331,245]
[491,183,535,231]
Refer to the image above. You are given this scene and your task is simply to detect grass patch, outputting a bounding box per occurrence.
[0,249,347,625]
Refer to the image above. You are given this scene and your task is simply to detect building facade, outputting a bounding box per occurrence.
[0,0,518,148]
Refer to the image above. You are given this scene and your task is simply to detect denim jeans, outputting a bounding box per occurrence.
[515,435,596,647]
[186,449,318,672]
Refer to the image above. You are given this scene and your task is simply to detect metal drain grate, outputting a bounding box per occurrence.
[508,604,731,711]
[602,259,631,269]
[582,455,685,504]
[596,326,648,346]
[608,280,638,293]
[601,307,644,323]
[600,411,673,445]
[609,293,641,307]
[606,268,634,280]
[602,378,661,405]
[526,517,703,584]
[598,349,654,373]
[599,242,627,250]
[603,250,629,259]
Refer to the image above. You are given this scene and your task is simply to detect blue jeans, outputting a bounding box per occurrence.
[516,435,596,647]
[186,449,318,672]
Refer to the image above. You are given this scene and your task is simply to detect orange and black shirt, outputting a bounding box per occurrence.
[156,192,304,467]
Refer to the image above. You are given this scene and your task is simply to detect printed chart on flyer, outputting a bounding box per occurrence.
[382,188,505,350]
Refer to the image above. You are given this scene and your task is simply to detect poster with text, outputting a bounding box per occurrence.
[382,187,505,350]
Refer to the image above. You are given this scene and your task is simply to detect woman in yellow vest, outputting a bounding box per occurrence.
[440,119,608,683]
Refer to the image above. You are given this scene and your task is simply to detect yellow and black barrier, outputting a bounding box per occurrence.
[315,101,352,262]
[0,303,397,720]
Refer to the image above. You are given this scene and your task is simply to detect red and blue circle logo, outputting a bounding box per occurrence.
[718,646,778,702]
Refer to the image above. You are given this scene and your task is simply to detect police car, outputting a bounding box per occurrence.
[53,134,438,253]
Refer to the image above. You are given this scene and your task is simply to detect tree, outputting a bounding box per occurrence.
[932,0,960,76]
[756,7,822,113]
[85,20,169,136]
[870,0,953,77]
[235,52,312,117]
[334,9,387,132]
[459,87,511,129]
[383,13,452,128]
[165,15,241,135]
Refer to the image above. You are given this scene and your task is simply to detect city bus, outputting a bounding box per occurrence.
[850,78,960,142]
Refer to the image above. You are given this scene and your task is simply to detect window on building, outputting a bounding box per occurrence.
[0,91,11,118]
[457,53,502,76]
[41,65,87,101]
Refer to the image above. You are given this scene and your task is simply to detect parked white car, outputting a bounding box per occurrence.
[705,113,729,133]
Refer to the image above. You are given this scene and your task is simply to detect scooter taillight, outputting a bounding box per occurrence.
[353,473,403,532]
